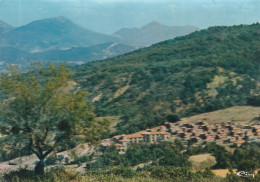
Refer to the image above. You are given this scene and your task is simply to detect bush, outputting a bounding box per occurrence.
[1,167,35,181]
[69,155,93,165]
[0,167,79,182]
[148,166,215,181]
[109,167,136,178]
[45,155,57,166]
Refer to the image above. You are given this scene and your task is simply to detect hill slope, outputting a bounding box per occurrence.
[0,20,13,34]
[31,42,135,64]
[74,24,259,134]
[113,21,199,47]
[181,106,260,124]
[0,43,135,70]
[0,47,30,71]
[0,17,118,52]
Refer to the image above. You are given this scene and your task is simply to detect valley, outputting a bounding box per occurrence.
[0,14,259,181]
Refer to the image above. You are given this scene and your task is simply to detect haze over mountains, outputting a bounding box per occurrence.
[113,21,199,47]
[0,20,13,34]
[0,16,198,70]
[0,17,118,53]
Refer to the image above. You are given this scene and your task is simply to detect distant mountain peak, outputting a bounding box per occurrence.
[113,21,199,47]
[1,16,118,52]
[45,16,71,23]
[29,16,73,26]
[142,21,165,29]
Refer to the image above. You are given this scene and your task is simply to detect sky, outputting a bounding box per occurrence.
[0,0,259,34]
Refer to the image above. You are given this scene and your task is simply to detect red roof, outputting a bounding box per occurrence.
[127,134,144,138]
[113,135,122,139]
[142,131,170,135]
[101,142,111,146]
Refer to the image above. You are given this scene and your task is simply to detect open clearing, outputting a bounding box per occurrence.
[189,153,216,171]
[181,106,260,124]
[212,169,236,178]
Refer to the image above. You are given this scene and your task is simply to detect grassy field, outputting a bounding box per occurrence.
[211,169,235,178]
[181,106,260,124]
[189,153,217,171]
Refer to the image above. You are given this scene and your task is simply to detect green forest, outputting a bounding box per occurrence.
[74,23,260,135]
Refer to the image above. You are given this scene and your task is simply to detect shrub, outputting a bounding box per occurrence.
[0,167,79,182]
[1,167,35,181]
[109,167,136,178]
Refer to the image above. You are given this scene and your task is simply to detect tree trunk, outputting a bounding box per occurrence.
[35,159,45,175]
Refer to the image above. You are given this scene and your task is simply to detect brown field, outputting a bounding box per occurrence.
[181,106,260,124]
[189,153,216,171]
[212,169,260,178]
[212,169,235,178]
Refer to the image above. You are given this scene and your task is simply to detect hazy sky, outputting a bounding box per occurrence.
[0,0,259,34]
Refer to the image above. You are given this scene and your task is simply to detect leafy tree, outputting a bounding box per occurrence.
[166,114,180,123]
[237,159,258,173]
[0,63,109,175]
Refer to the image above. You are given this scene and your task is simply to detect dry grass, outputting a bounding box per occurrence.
[113,84,130,99]
[189,153,216,171]
[181,106,260,124]
[212,169,260,178]
[92,93,103,102]
[212,169,235,178]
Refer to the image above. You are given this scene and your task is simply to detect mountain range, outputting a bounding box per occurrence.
[73,23,260,134]
[0,16,118,53]
[113,21,200,47]
[0,17,199,70]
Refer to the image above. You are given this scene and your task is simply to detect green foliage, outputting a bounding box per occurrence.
[231,142,260,172]
[225,168,260,182]
[74,23,260,134]
[186,142,260,171]
[145,166,215,181]
[2,164,260,182]
[0,167,80,182]
[236,159,258,173]
[109,167,136,178]
[0,166,222,182]
[69,155,93,165]
[86,142,190,169]
[45,155,57,166]
[247,95,260,106]
[0,62,110,174]
[167,114,180,123]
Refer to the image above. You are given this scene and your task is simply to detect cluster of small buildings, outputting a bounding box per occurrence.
[100,128,170,154]
[100,120,260,154]
[166,121,260,147]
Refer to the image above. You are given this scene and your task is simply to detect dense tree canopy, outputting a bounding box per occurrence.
[0,63,109,174]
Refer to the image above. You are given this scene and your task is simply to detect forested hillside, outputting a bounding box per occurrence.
[74,23,260,134]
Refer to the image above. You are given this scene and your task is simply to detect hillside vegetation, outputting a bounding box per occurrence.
[74,23,260,134]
